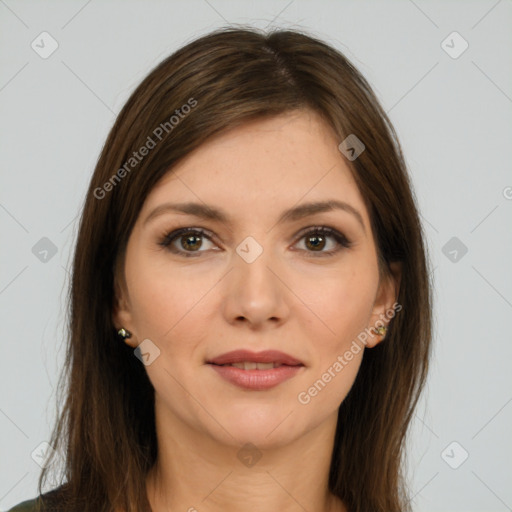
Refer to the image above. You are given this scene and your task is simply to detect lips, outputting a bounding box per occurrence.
[206,350,304,390]
[207,349,303,367]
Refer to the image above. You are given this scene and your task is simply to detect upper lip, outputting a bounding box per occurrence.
[207,350,304,366]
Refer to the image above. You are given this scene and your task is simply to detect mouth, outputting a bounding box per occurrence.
[206,350,304,390]
[211,361,295,370]
[206,349,304,367]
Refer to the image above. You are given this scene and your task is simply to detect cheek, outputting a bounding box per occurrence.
[294,271,374,410]
[299,263,378,352]
[125,247,217,352]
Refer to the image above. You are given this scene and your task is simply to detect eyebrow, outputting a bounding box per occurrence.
[143,199,366,233]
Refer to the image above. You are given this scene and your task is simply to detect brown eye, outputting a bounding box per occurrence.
[295,226,352,256]
[305,233,327,251]
[180,233,203,251]
[160,228,216,257]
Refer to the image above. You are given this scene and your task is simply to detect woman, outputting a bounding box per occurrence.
[9,26,432,512]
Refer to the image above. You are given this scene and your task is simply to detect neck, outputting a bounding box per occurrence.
[146,407,347,512]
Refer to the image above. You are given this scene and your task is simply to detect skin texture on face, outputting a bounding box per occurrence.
[113,109,399,512]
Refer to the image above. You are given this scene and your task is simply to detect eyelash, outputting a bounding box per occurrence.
[158,226,352,258]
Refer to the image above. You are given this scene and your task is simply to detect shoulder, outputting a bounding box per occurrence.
[6,497,38,512]
[6,485,71,512]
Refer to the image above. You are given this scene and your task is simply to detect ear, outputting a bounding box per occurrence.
[112,274,138,348]
[366,261,401,348]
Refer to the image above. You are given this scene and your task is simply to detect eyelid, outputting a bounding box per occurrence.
[158,225,352,257]
[292,225,352,254]
[159,227,218,254]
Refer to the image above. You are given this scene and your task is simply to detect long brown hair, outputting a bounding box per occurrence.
[37,26,432,512]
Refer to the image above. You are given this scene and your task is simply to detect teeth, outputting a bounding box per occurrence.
[256,362,275,370]
[228,362,279,370]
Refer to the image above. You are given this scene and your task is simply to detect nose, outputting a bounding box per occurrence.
[221,242,290,329]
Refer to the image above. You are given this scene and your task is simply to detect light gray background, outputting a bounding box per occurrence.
[1,1,511,511]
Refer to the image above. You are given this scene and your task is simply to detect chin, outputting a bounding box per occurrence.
[208,400,308,449]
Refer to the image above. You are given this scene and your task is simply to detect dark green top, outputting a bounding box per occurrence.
[6,487,68,512]
[6,497,39,512]
[5,483,73,511]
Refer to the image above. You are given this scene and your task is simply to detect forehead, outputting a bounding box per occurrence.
[140,110,369,227]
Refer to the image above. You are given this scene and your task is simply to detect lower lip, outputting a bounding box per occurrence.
[208,364,303,390]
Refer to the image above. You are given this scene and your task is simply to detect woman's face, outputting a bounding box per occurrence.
[114,110,398,449]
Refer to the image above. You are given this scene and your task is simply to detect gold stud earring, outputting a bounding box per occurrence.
[372,325,387,337]
[117,328,132,339]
